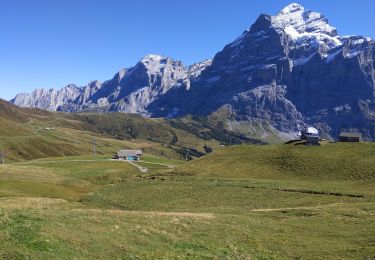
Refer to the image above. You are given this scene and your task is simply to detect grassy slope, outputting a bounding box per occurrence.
[181,142,375,180]
[1,99,262,162]
[0,143,374,258]
[1,100,374,258]
[1,202,373,259]
[0,100,217,162]
[83,143,375,214]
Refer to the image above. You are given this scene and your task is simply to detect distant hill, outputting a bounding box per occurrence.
[0,99,262,162]
[0,98,49,122]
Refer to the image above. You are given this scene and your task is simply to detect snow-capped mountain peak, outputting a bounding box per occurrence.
[273,3,337,36]
[279,3,304,14]
[141,54,166,64]
[267,3,346,66]
[138,54,185,77]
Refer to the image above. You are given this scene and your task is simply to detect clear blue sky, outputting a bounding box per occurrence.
[1,0,374,100]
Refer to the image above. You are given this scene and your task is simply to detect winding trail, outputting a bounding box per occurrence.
[136,161,176,168]
[0,197,213,218]
[249,202,365,212]
[1,198,371,218]
[17,159,108,164]
[126,161,149,173]
[17,158,170,174]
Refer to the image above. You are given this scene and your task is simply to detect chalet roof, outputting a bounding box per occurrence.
[339,132,362,138]
[117,150,138,157]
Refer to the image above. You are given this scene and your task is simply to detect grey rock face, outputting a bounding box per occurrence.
[10,3,375,140]
[187,59,213,81]
[12,84,81,111]
[100,55,192,115]
[150,3,375,138]
[13,55,206,116]
[226,84,304,131]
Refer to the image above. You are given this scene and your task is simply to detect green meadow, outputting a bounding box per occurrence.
[0,142,374,259]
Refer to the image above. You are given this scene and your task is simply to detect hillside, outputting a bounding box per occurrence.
[0,99,261,162]
[0,142,373,258]
[179,142,375,180]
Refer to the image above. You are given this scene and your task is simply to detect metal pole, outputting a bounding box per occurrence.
[93,139,96,157]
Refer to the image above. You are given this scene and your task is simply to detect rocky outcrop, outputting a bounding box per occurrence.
[223,84,304,132]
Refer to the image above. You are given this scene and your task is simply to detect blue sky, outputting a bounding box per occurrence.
[1,0,374,100]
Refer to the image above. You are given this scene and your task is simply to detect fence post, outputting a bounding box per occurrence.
[0,152,4,165]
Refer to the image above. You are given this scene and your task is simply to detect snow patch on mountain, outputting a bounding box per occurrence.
[272,3,337,36]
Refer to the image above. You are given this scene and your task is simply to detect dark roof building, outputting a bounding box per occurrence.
[339,132,362,142]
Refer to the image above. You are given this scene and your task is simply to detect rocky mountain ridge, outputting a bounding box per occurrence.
[12,55,210,115]
[10,3,375,140]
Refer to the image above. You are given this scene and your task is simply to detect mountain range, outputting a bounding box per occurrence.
[10,3,375,140]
